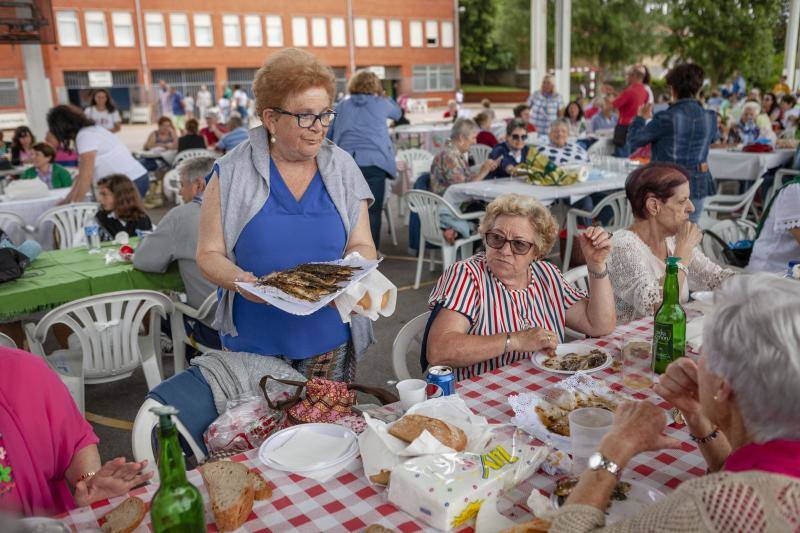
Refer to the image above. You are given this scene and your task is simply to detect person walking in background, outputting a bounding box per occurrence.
[83,89,121,133]
[327,70,402,249]
[170,87,186,131]
[182,92,195,121]
[232,85,248,120]
[157,79,172,118]
[528,75,562,136]
[612,64,649,157]
[196,84,212,121]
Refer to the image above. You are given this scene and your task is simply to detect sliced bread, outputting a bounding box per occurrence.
[249,470,272,500]
[100,496,146,533]
[200,461,255,532]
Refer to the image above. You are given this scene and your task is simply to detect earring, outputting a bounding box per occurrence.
[713,395,719,401]
[270,135,276,143]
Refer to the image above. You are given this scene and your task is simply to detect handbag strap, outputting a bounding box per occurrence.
[259,375,306,411]
[347,383,399,405]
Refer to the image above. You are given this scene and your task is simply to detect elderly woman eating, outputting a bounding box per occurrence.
[429,118,500,196]
[550,274,800,532]
[424,194,616,380]
[197,48,376,382]
[608,162,734,323]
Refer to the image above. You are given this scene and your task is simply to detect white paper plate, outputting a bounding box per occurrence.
[532,344,612,375]
[551,478,665,524]
[258,423,358,473]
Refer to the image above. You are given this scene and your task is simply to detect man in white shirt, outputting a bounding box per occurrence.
[158,80,172,118]
[232,85,248,120]
[196,85,212,121]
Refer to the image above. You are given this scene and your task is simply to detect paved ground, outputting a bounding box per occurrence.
[89,105,510,461]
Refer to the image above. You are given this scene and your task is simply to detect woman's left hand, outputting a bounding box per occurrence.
[73,457,153,507]
[577,226,612,271]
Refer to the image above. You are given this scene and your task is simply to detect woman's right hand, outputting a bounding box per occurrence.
[511,327,558,356]
[653,357,704,420]
[674,221,703,258]
[480,156,502,176]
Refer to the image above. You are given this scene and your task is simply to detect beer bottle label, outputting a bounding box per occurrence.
[652,321,673,369]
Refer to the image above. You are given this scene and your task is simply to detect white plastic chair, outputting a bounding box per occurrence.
[0,332,17,349]
[392,311,431,381]
[35,203,99,249]
[702,219,756,268]
[23,290,177,414]
[766,168,799,206]
[404,190,484,289]
[469,144,493,166]
[172,149,216,167]
[699,178,763,229]
[563,266,589,341]
[170,292,218,369]
[162,169,182,205]
[563,191,632,270]
[382,178,398,247]
[397,148,434,180]
[587,137,614,157]
[132,397,206,468]
[0,211,35,239]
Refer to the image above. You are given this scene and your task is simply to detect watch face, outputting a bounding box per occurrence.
[587,452,603,470]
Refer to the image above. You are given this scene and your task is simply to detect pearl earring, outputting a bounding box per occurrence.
[270,135,276,143]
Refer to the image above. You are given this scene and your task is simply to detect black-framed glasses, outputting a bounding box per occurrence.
[484,231,535,255]
[270,107,336,128]
[510,134,528,141]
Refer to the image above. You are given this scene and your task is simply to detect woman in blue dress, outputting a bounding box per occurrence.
[197,48,376,382]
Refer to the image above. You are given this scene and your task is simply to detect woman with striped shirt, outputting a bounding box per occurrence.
[426,194,616,380]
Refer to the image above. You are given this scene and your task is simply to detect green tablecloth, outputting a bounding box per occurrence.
[0,240,184,320]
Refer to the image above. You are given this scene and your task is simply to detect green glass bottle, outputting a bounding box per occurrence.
[652,256,686,374]
[149,405,205,532]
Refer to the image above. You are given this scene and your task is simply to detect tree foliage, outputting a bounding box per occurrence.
[459,0,514,84]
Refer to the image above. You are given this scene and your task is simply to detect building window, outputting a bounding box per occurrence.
[330,17,346,47]
[388,20,403,47]
[111,12,134,47]
[193,14,213,47]
[244,15,263,47]
[84,11,108,47]
[412,64,455,92]
[425,20,439,47]
[353,18,368,47]
[223,15,241,47]
[441,21,454,48]
[266,16,283,47]
[409,21,423,48]
[371,19,386,47]
[56,10,81,47]
[169,13,190,47]
[311,17,327,47]
[144,13,166,47]
[292,17,308,47]
[0,79,20,107]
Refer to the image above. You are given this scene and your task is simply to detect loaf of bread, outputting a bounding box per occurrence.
[249,470,272,500]
[200,461,255,532]
[100,496,146,533]
[388,414,467,452]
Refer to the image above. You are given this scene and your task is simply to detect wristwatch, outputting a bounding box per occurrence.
[587,452,622,479]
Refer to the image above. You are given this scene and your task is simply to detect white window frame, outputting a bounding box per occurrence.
[222,14,242,47]
[291,17,308,47]
[169,13,190,47]
[265,15,283,47]
[111,12,135,47]
[84,11,108,47]
[353,18,369,48]
[441,21,454,48]
[330,17,346,47]
[388,19,403,48]
[425,20,439,47]
[409,21,423,48]
[243,15,263,47]
[311,17,327,47]
[144,12,166,47]
[55,10,81,47]
[193,13,213,47]
[370,19,386,47]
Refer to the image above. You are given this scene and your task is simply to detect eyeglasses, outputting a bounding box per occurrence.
[484,231,535,255]
[270,107,336,128]
[510,134,528,141]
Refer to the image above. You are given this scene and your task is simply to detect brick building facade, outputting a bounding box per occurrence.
[0,0,458,120]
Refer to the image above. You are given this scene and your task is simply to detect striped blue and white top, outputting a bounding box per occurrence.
[428,253,587,381]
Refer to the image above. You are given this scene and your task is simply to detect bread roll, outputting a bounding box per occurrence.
[100,496,146,533]
[380,290,390,310]
[357,292,372,310]
[369,470,391,486]
[388,414,467,452]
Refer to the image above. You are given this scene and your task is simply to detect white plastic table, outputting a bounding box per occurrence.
[0,188,71,249]
[708,148,795,182]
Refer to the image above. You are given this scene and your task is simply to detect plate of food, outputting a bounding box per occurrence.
[532,344,612,374]
[550,476,665,523]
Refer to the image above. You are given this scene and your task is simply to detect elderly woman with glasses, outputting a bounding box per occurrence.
[197,48,377,382]
[487,119,531,179]
[424,194,616,380]
[550,274,800,532]
[429,118,501,196]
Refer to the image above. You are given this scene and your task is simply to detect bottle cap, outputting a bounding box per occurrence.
[665,256,682,266]
[149,405,179,416]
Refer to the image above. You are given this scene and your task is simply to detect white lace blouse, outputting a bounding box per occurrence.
[608,230,735,323]
[747,183,800,274]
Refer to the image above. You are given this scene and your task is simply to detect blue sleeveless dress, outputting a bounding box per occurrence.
[221,159,350,359]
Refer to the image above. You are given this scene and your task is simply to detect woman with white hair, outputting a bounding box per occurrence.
[731,101,763,145]
[550,273,800,532]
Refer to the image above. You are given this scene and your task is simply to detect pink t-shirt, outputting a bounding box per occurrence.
[0,347,99,517]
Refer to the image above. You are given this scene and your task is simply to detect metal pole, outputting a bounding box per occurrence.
[346,0,356,75]
[786,0,800,90]
[454,0,461,88]
[134,0,150,107]
[16,3,51,137]
[554,0,571,102]
[529,0,547,96]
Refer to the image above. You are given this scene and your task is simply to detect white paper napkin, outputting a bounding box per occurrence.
[334,269,397,323]
[474,493,517,533]
[268,428,351,469]
[686,316,705,350]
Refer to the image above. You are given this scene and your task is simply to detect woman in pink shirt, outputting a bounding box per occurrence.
[0,347,152,517]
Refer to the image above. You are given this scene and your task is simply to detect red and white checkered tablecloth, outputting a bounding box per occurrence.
[58,317,707,532]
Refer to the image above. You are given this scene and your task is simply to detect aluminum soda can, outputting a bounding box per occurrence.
[425,365,455,398]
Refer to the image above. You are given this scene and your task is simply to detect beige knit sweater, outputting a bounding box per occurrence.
[549,471,800,532]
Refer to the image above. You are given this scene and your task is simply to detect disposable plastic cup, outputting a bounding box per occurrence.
[621,338,655,390]
[569,407,614,473]
[396,379,427,411]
